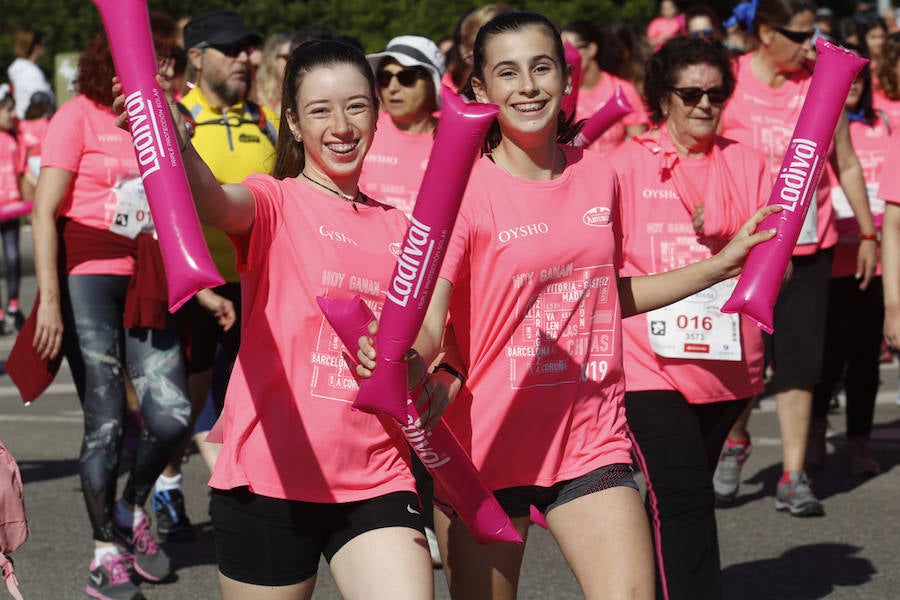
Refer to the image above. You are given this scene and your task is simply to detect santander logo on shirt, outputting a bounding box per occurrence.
[583,207,611,227]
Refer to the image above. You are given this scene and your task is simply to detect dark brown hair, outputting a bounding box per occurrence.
[876,31,900,100]
[273,40,378,180]
[466,11,579,152]
[644,35,735,124]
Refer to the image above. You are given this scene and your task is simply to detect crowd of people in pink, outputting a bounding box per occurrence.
[2,0,900,598]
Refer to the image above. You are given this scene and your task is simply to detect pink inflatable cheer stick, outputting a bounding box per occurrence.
[350,88,497,422]
[92,0,223,311]
[317,295,522,544]
[561,40,582,122]
[572,86,633,148]
[721,39,867,333]
[0,201,32,223]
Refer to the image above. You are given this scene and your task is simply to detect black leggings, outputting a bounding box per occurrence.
[626,390,750,600]
[0,219,21,305]
[62,274,191,542]
[812,276,883,437]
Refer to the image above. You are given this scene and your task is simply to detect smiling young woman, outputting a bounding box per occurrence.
[357,11,781,600]
[116,39,437,600]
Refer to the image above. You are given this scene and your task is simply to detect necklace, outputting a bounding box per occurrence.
[300,171,365,210]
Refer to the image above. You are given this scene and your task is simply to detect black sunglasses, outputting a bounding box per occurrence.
[205,42,255,58]
[376,69,423,88]
[671,86,729,106]
[774,27,815,44]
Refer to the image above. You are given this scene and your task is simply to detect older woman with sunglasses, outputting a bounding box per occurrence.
[714,0,877,517]
[609,36,772,600]
[360,35,445,217]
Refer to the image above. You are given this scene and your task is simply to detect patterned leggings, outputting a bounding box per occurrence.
[62,274,191,542]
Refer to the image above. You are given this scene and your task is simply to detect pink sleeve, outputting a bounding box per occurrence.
[14,138,27,175]
[439,196,474,286]
[40,102,85,172]
[230,174,284,273]
[879,133,900,204]
[620,81,648,128]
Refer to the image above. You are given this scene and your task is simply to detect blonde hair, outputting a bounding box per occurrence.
[255,32,297,113]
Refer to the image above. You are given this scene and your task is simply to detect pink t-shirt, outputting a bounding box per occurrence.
[18,117,48,163]
[41,95,140,275]
[574,73,648,156]
[439,145,631,490]
[359,111,433,217]
[872,87,900,132]
[647,17,683,50]
[830,116,890,278]
[440,72,459,96]
[610,132,769,402]
[0,131,25,206]
[878,129,900,204]
[208,174,416,503]
[722,54,837,256]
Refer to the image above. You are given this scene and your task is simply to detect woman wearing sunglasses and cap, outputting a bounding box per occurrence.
[360,35,445,218]
[609,35,772,600]
[715,0,878,517]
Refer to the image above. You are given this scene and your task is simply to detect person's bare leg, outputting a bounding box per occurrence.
[329,527,433,600]
[433,509,530,600]
[776,387,813,472]
[219,571,315,600]
[193,430,222,473]
[547,486,654,600]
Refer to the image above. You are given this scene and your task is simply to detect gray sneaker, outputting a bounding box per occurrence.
[85,552,144,600]
[713,437,751,503]
[774,470,825,517]
[113,511,172,582]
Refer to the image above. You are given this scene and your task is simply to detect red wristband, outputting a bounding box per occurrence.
[860,233,878,242]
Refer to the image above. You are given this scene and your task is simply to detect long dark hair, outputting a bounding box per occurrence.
[273,40,378,180]
[464,11,579,152]
[843,42,876,124]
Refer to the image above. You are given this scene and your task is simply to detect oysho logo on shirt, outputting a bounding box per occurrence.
[642,188,679,200]
[497,222,550,244]
[389,242,402,256]
[319,225,358,246]
[582,206,611,227]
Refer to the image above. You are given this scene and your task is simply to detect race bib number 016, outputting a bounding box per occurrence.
[646,279,742,361]
[110,177,155,239]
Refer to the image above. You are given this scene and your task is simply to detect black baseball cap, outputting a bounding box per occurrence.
[182,10,261,50]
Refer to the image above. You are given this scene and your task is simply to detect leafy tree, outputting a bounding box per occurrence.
[0,0,863,97]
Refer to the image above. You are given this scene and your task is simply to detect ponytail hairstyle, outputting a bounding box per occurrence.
[464,11,580,153]
[273,39,378,180]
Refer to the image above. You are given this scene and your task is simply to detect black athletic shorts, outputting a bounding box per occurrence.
[435,463,638,520]
[211,487,424,586]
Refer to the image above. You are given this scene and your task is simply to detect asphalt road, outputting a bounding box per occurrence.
[2,225,899,599]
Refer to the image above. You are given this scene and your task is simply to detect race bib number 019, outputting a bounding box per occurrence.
[646,279,742,361]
